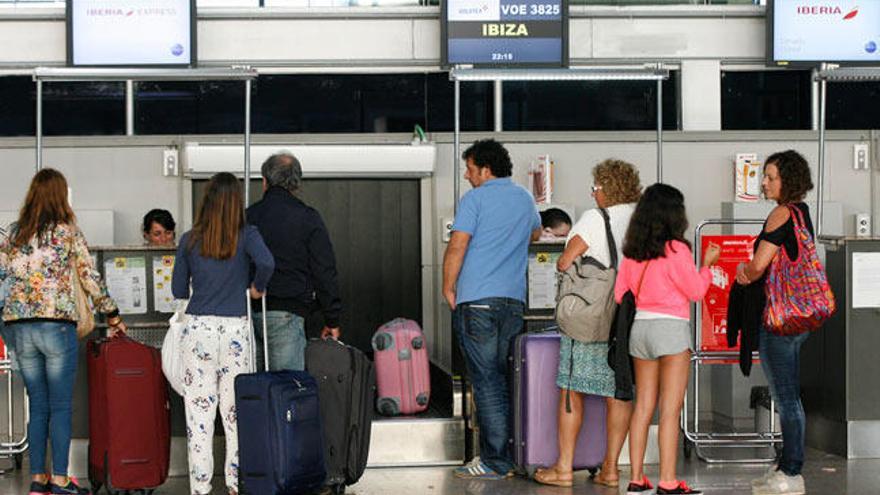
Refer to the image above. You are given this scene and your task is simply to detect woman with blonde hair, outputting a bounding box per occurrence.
[171,172,274,495]
[0,168,125,495]
[535,159,641,488]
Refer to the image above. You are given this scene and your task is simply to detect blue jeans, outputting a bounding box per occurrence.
[12,321,78,476]
[453,297,523,475]
[253,311,306,371]
[759,325,810,476]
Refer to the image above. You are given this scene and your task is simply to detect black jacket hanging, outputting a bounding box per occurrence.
[726,281,765,376]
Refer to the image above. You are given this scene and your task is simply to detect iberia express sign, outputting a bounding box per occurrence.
[443,0,568,67]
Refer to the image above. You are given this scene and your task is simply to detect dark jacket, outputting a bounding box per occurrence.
[726,281,765,376]
[608,290,636,401]
[247,187,342,327]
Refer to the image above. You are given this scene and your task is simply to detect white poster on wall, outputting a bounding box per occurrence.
[528,251,561,309]
[104,257,148,315]
[152,255,176,314]
[852,252,880,308]
[69,0,194,66]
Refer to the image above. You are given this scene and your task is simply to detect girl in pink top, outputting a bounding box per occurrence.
[615,184,719,495]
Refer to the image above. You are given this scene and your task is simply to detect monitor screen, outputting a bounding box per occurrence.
[442,0,569,67]
[770,0,880,65]
[67,0,196,67]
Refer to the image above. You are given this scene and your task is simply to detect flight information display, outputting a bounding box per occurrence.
[68,0,195,66]
[770,0,880,64]
[443,0,568,67]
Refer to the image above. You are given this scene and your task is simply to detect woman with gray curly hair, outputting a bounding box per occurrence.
[535,159,642,488]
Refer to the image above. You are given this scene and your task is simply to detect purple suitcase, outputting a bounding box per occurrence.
[511,331,607,476]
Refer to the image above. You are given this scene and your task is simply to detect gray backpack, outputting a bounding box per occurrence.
[555,208,618,343]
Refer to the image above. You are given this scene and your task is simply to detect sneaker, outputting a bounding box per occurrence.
[50,477,90,495]
[29,480,51,495]
[657,480,703,494]
[627,476,655,495]
[452,457,513,480]
[752,469,805,495]
[751,464,779,488]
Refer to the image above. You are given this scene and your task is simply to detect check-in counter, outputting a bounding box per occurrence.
[804,237,880,459]
[69,245,183,476]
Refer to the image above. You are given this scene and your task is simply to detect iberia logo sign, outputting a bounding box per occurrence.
[796,5,859,20]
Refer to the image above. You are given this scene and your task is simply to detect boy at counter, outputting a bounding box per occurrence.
[539,207,572,241]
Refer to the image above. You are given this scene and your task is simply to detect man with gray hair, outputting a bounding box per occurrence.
[247,151,342,371]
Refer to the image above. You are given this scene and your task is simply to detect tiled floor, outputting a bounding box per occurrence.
[0,451,880,495]
[1,448,877,494]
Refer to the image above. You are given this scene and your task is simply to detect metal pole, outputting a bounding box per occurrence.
[493,80,503,132]
[454,79,461,213]
[244,79,252,208]
[656,78,663,183]
[36,79,42,171]
[810,68,820,131]
[125,80,134,136]
[817,78,827,237]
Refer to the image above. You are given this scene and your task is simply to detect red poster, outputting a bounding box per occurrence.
[700,235,756,352]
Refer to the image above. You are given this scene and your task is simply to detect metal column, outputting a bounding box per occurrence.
[657,78,664,183]
[454,78,461,213]
[125,80,134,136]
[817,77,827,236]
[244,78,252,207]
[35,80,42,172]
[493,80,503,133]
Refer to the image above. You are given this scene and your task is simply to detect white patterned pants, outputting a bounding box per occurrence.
[180,315,252,495]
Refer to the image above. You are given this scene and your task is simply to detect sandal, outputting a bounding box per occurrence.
[590,469,620,488]
[534,466,573,488]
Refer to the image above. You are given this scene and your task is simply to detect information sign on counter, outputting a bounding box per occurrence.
[852,252,880,308]
[104,256,148,315]
[528,250,561,309]
[443,0,568,67]
[700,235,756,352]
[153,255,176,314]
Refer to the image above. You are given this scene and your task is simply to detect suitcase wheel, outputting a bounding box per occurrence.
[416,393,429,406]
[411,336,424,350]
[377,397,400,416]
[372,332,394,352]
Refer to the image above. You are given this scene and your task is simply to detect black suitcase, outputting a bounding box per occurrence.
[306,338,375,494]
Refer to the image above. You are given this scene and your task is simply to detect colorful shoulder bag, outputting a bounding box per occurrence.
[763,205,836,336]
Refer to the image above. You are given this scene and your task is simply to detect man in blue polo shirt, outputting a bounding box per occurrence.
[443,139,541,480]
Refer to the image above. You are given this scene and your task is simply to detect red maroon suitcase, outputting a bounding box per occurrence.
[372,318,430,415]
[87,335,170,493]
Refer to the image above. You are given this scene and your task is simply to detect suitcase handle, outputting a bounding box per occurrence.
[246,289,269,372]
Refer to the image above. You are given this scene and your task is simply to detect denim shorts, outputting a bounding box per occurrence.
[629,318,693,360]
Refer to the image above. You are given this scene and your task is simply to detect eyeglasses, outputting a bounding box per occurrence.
[591,185,603,193]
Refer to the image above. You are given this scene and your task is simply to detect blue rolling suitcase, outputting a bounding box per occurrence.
[235,295,326,495]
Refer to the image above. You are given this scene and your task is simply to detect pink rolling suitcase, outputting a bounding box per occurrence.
[372,318,431,416]
[511,330,607,476]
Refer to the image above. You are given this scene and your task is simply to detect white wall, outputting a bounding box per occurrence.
[0,139,184,245]
[424,130,875,370]
[0,130,875,420]
[0,6,766,67]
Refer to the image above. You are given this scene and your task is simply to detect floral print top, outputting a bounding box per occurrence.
[0,223,118,323]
